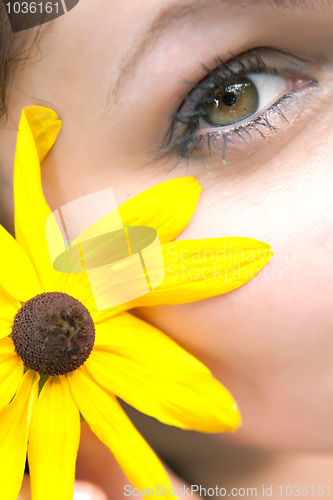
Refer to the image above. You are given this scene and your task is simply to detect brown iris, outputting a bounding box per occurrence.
[11,292,95,376]
[203,77,259,127]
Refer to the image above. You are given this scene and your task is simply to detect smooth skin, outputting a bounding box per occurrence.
[1,0,333,498]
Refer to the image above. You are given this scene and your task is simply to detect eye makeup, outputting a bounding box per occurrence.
[165,48,318,166]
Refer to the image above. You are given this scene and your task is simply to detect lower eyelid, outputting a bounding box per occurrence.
[166,48,320,162]
[196,91,291,135]
[191,82,317,162]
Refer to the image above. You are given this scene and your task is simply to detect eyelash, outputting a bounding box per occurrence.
[165,49,316,166]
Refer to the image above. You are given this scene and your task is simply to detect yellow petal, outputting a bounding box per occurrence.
[0,224,42,301]
[129,237,273,307]
[48,177,201,310]
[0,337,24,413]
[87,313,240,432]
[0,318,12,340]
[118,177,201,243]
[78,178,201,314]
[90,305,123,325]
[68,366,173,498]
[54,271,97,312]
[28,376,80,500]
[0,370,39,500]
[0,286,20,339]
[23,106,62,163]
[14,108,62,290]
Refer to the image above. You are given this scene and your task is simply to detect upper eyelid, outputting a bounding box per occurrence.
[181,48,318,96]
[171,48,318,122]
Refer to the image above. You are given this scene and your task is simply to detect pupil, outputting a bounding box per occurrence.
[203,77,259,127]
[222,92,237,107]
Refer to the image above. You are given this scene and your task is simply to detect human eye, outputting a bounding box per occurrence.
[166,48,317,165]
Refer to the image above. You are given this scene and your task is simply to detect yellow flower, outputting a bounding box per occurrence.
[0,107,273,500]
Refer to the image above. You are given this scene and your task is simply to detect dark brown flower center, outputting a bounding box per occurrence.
[11,292,95,376]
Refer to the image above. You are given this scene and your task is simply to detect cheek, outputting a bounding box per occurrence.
[160,136,333,372]
[138,251,333,379]
[135,152,333,449]
[136,253,333,450]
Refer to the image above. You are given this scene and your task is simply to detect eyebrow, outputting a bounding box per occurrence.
[106,0,330,110]
[145,0,330,41]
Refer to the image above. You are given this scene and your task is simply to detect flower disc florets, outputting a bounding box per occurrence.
[12,292,95,376]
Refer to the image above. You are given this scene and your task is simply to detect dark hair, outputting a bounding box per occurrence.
[0,3,40,118]
[0,3,15,117]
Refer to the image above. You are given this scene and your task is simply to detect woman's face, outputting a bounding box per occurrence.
[2,0,333,452]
